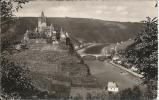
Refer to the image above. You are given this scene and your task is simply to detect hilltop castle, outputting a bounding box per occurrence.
[24,11,69,44]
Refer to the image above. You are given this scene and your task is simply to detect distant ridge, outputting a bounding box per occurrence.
[11,17,143,43]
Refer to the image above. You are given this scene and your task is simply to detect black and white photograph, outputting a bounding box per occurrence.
[0,0,158,99]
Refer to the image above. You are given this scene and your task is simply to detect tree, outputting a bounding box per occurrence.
[1,0,33,98]
[1,0,29,51]
[125,17,157,81]
[1,0,29,21]
[1,51,34,98]
[118,86,142,100]
[86,93,92,100]
[124,17,157,98]
[66,37,75,55]
[1,0,29,32]
[69,42,75,55]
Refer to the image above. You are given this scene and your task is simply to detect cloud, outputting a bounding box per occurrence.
[115,6,126,11]
[14,0,157,22]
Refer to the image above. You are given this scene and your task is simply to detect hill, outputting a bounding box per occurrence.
[12,39,99,98]
[4,17,143,44]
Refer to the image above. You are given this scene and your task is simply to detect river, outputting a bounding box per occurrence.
[77,43,142,90]
[85,60,142,90]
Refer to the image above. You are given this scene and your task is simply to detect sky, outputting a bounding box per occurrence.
[14,0,157,22]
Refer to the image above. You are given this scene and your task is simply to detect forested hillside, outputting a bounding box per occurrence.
[8,17,143,43]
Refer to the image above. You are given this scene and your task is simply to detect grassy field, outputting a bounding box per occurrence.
[70,87,103,99]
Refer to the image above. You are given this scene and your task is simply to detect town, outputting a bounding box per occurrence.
[1,0,157,100]
[10,11,143,99]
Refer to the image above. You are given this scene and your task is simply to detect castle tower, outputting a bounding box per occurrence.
[38,11,47,32]
[65,32,69,37]
[60,27,63,33]
[104,48,108,56]
[50,24,54,31]
[23,29,29,43]
[35,27,38,32]
[114,46,117,54]
[47,24,53,37]
[60,27,66,39]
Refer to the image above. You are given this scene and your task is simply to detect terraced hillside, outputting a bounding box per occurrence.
[13,39,98,98]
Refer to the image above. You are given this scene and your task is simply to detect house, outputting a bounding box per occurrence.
[107,81,119,92]
[15,44,21,51]
[74,45,80,50]
[103,48,112,59]
[15,43,28,51]
[124,62,132,69]
[131,66,138,72]
[117,60,122,64]
[112,54,120,61]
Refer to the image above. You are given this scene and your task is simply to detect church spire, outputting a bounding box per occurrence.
[60,27,63,33]
[65,32,69,37]
[41,11,45,17]
[26,29,29,33]
[39,11,46,26]
[50,24,54,31]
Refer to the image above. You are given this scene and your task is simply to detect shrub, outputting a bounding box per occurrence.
[1,51,34,98]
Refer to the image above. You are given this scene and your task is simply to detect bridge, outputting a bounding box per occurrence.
[80,54,102,58]
[76,43,106,59]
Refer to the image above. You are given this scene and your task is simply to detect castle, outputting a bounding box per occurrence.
[23,11,69,44]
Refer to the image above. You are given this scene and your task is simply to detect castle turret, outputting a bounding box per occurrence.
[39,11,46,23]
[60,27,63,33]
[65,32,69,37]
[60,27,66,39]
[35,27,38,32]
[50,24,54,31]
[114,46,117,54]
[23,29,29,44]
[47,24,53,37]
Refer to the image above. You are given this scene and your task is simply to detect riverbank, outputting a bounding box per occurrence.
[110,61,143,78]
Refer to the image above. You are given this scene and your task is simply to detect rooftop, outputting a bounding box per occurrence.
[108,82,118,88]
